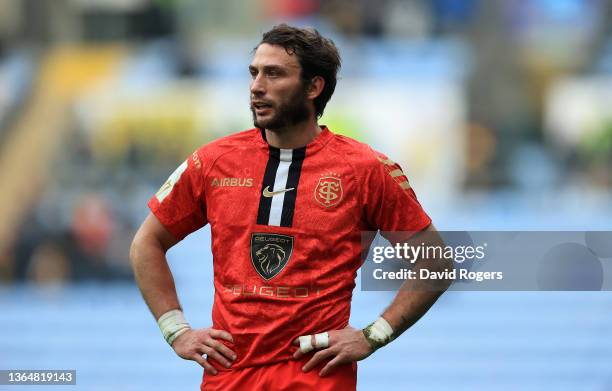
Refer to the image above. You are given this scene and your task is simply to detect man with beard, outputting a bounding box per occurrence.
[131,24,450,390]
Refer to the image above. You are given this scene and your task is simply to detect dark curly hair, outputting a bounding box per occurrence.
[257,24,341,119]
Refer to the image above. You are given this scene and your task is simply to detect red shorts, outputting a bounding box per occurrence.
[200,358,357,391]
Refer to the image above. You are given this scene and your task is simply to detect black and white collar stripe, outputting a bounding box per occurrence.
[257,146,306,227]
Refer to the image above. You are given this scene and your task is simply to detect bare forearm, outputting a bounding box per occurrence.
[380,225,452,337]
[381,285,444,336]
[130,234,181,320]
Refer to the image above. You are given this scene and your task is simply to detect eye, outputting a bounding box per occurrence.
[266,68,284,78]
[249,68,257,78]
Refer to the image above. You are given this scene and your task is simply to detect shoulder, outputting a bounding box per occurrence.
[197,128,259,155]
[327,133,388,170]
[192,128,259,168]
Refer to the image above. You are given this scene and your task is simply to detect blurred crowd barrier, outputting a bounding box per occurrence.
[0,0,611,285]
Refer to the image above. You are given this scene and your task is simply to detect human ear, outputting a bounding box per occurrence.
[307,76,325,100]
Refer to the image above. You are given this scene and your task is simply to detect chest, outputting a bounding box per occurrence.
[204,152,362,233]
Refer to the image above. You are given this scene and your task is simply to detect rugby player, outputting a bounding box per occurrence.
[130,24,451,390]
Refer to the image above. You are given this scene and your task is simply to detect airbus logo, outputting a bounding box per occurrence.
[211,177,253,187]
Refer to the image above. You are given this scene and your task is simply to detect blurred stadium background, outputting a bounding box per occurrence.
[0,0,611,390]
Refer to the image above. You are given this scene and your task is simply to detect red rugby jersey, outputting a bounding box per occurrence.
[148,126,431,369]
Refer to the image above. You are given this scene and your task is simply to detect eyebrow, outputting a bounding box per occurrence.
[248,65,288,73]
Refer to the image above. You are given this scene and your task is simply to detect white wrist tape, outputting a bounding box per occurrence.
[363,317,394,350]
[314,332,329,349]
[157,309,191,346]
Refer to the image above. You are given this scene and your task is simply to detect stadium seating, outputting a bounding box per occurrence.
[2,227,612,390]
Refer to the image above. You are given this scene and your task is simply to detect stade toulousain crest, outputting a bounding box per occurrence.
[250,233,294,280]
[314,173,343,207]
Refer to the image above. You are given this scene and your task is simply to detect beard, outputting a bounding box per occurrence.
[251,86,311,132]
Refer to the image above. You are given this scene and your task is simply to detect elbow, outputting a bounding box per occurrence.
[129,227,168,271]
[442,257,454,274]
[441,259,455,291]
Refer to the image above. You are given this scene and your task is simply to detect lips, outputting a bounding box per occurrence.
[252,101,273,110]
[252,101,273,116]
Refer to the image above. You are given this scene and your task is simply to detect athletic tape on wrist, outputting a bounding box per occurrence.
[362,317,394,350]
[157,309,191,346]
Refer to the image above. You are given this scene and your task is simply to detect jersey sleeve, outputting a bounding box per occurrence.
[363,150,431,238]
[148,150,207,241]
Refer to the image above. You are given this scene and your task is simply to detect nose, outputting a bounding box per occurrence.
[250,74,265,96]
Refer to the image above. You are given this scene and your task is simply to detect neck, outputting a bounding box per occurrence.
[265,118,321,149]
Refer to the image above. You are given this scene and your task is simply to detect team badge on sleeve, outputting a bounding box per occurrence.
[155,160,188,202]
[250,233,294,280]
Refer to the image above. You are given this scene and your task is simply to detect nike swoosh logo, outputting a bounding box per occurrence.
[263,186,295,197]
